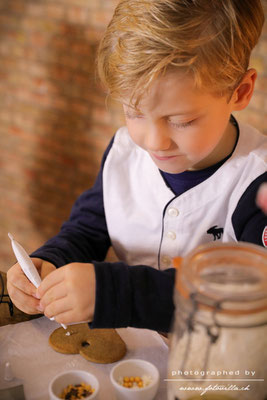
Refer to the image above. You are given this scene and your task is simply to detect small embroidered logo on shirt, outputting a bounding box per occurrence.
[207,225,224,241]
[262,226,267,248]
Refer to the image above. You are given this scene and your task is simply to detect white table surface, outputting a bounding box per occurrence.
[0,317,169,399]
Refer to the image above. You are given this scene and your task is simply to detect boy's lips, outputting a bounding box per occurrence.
[151,153,179,161]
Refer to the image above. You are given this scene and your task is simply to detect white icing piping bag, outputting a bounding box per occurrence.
[8,233,67,329]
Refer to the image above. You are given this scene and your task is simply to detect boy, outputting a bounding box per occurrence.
[7,0,266,333]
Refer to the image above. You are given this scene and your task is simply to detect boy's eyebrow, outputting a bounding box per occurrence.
[166,106,207,116]
[163,109,205,119]
[123,103,204,117]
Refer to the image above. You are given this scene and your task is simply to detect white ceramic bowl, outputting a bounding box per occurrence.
[49,369,99,400]
[110,359,159,400]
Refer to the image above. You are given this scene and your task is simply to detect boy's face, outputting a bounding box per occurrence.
[123,73,238,173]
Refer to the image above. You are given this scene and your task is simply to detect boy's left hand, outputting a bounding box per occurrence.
[36,263,96,326]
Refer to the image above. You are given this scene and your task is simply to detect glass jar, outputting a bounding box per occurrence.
[167,242,267,400]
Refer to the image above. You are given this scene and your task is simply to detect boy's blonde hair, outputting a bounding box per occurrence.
[97,0,264,106]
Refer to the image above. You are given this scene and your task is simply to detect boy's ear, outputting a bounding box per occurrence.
[231,68,257,111]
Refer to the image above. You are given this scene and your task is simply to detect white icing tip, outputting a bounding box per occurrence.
[50,316,67,329]
[8,233,14,241]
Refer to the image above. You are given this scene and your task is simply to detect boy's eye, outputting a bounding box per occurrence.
[168,119,195,129]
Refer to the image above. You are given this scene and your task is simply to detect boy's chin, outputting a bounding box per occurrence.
[152,159,190,174]
[157,165,188,174]
[149,154,191,174]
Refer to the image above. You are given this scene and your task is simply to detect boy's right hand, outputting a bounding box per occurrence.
[7,258,56,315]
[256,183,267,215]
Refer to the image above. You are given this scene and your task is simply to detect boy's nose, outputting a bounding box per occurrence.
[144,122,171,151]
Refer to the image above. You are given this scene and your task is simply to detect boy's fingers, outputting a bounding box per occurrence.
[49,308,90,326]
[54,310,81,326]
[40,281,67,309]
[8,285,41,314]
[38,260,57,280]
[7,266,37,297]
[37,267,65,298]
[43,296,71,321]
[53,307,93,325]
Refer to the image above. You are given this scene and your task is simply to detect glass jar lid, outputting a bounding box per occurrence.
[176,242,267,314]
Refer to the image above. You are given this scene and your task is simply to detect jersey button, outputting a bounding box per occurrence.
[167,231,176,240]
[161,255,171,267]
[168,207,179,217]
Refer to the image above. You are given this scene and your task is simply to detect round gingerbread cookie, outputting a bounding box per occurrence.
[49,323,127,364]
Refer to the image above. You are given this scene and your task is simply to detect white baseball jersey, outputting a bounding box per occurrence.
[103,122,267,269]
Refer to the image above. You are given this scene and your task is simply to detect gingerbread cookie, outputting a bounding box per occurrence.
[49,323,127,364]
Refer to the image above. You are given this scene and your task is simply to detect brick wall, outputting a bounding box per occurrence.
[0,0,266,271]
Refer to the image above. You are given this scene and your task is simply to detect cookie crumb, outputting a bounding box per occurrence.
[65,330,76,336]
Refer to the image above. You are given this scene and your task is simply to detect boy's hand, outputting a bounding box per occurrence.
[256,183,267,215]
[36,263,96,326]
[7,258,56,314]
